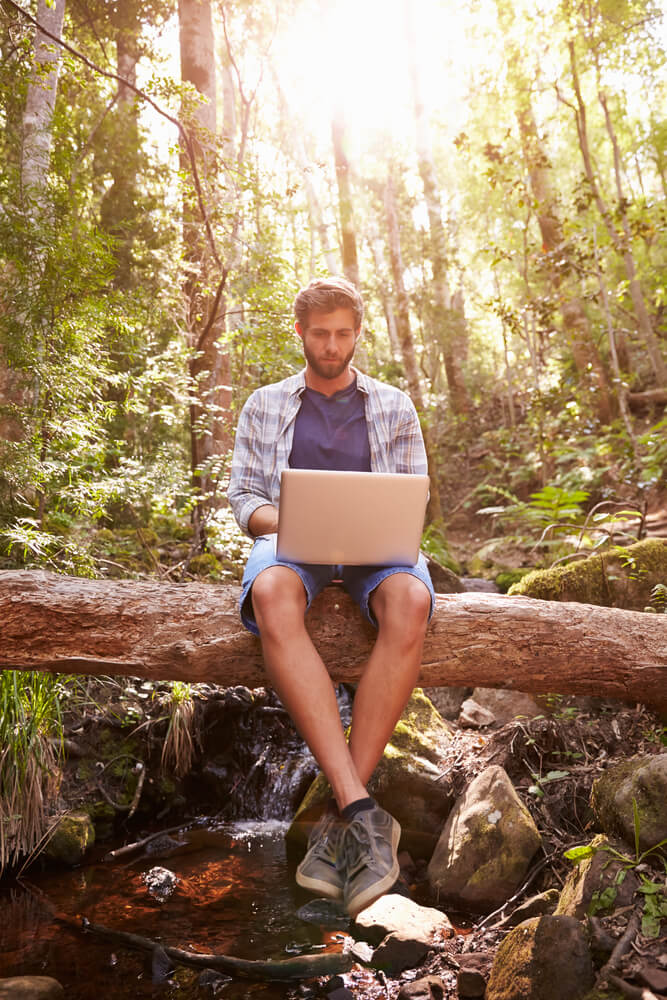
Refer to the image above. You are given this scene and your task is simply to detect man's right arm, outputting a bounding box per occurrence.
[247,503,279,537]
[228,391,278,537]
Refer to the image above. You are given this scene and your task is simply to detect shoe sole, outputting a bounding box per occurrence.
[295,867,344,901]
[344,816,401,917]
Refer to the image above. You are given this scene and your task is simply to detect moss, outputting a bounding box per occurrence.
[495,568,532,593]
[189,552,223,577]
[45,811,95,865]
[508,538,667,610]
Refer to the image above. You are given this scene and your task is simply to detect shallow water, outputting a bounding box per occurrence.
[0,821,347,999]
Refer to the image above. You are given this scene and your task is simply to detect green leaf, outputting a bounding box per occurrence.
[564,845,596,863]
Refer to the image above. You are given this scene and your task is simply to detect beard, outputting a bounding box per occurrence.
[302,340,356,381]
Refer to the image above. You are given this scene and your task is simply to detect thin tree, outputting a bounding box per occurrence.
[331,111,360,286]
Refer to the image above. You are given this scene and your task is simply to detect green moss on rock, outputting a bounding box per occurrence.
[591,753,667,853]
[508,538,667,610]
[44,811,95,866]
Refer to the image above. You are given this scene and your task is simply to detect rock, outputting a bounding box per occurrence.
[372,932,429,974]
[0,978,64,1000]
[638,965,667,994]
[459,698,496,728]
[470,688,542,724]
[397,975,446,999]
[352,893,453,946]
[555,835,639,919]
[426,559,464,593]
[461,577,499,592]
[591,753,667,853]
[457,953,493,998]
[288,691,453,859]
[325,989,354,1000]
[43,811,94,866]
[486,916,595,1000]
[508,538,667,611]
[142,866,179,903]
[501,889,559,925]
[427,765,542,913]
[423,686,471,720]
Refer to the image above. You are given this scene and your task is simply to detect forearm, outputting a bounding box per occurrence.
[248,504,279,537]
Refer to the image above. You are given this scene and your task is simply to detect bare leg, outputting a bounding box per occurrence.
[251,566,367,811]
[348,573,430,785]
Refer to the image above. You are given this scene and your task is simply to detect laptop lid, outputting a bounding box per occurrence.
[276,469,429,566]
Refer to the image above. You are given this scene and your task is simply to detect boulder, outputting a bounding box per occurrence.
[352,894,453,947]
[591,753,667,853]
[457,953,493,998]
[422,686,471,720]
[500,888,559,925]
[397,976,446,1000]
[470,688,542,724]
[486,916,595,1000]
[427,765,542,913]
[372,932,430,975]
[288,690,453,859]
[43,811,94,866]
[508,538,667,611]
[459,698,496,728]
[0,979,64,1000]
[555,835,639,919]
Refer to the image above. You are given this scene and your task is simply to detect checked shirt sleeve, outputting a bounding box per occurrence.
[227,390,273,537]
[392,393,428,476]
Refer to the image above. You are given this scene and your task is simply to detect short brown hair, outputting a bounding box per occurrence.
[293,277,364,330]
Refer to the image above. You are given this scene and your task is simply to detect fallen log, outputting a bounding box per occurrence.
[1,569,666,712]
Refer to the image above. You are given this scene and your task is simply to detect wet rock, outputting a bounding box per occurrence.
[555,834,640,919]
[142,866,179,903]
[459,698,496,728]
[427,765,542,913]
[397,975,446,999]
[43,811,94,866]
[501,888,559,925]
[372,931,429,974]
[457,952,493,997]
[423,687,471,720]
[486,915,595,1000]
[591,753,667,853]
[296,898,350,929]
[0,978,64,1000]
[352,893,453,946]
[289,691,453,859]
[470,688,543,724]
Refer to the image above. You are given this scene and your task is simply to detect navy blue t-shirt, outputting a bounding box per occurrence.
[289,378,371,471]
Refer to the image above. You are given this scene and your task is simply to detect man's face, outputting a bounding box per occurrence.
[296,307,360,381]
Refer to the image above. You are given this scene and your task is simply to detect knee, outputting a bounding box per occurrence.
[374,575,431,639]
[251,568,306,638]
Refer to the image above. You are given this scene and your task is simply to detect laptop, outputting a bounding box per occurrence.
[276,468,429,566]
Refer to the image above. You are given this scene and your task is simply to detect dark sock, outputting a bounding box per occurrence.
[341,796,375,821]
[325,797,339,816]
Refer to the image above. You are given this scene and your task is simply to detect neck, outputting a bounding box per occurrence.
[304,366,355,396]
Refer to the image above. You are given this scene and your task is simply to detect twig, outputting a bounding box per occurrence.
[57,915,355,981]
[597,905,643,987]
[103,824,189,862]
[606,975,659,1000]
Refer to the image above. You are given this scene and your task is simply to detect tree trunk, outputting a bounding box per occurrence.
[331,112,360,286]
[1,571,665,713]
[179,0,232,530]
[515,101,613,422]
[405,0,471,416]
[384,169,443,523]
[21,0,66,202]
[567,41,666,384]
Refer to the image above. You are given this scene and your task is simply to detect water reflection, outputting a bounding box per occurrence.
[0,821,346,999]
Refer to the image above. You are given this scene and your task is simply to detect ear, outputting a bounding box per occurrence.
[294,320,304,341]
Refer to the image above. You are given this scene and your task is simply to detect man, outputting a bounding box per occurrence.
[227,276,434,916]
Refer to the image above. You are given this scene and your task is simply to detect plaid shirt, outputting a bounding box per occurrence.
[228,367,428,536]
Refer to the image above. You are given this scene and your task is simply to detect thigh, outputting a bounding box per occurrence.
[342,553,435,629]
[239,535,335,635]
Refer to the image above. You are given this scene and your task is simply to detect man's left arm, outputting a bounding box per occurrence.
[393,396,428,476]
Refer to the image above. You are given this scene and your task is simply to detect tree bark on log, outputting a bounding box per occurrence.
[2,570,666,712]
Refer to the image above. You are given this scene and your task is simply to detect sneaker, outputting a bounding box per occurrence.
[295,810,346,900]
[340,804,401,916]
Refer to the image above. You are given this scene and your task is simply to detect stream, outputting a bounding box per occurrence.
[0,819,350,999]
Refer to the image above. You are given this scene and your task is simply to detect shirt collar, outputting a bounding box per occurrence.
[288,366,370,397]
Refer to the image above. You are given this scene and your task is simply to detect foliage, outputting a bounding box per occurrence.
[0,671,65,872]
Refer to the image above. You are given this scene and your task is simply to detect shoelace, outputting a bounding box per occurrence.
[340,820,376,878]
[309,814,341,865]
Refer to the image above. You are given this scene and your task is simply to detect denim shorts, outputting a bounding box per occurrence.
[239,534,435,636]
